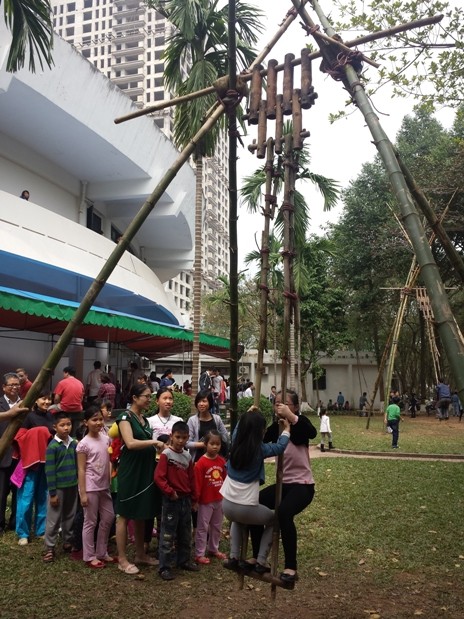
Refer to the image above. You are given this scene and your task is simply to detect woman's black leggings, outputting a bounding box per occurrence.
[250,483,315,570]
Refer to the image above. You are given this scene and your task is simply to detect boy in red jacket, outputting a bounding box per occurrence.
[154,421,199,580]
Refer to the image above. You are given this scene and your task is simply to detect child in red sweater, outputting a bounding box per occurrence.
[154,421,199,580]
[194,430,227,564]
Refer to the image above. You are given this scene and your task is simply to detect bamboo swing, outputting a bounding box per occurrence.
[2,0,463,604]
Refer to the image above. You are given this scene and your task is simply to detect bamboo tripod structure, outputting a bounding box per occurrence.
[366,191,461,427]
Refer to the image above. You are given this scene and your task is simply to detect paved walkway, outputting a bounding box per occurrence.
[309,444,464,462]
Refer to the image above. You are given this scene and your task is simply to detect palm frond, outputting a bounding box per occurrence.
[4,0,54,73]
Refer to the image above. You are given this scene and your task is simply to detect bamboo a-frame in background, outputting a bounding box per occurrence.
[1,0,464,600]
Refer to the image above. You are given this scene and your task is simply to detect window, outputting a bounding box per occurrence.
[84,0,92,7]
[83,23,92,33]
[67,2,75,11]
[312,368,327,391]
[66,14,75,23]
[83,11,92,20]
[154,77,163,88]
[66,27,75,36]
[154,63,164,73]
[82,49,91,58]
[155,36,164,46]
[86,206,102,234]
[154,91,164,101]
[146,79,150,88]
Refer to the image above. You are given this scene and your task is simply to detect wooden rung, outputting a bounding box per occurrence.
[224,564,295,590]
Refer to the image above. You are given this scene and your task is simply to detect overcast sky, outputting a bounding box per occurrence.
[235,1,451,269]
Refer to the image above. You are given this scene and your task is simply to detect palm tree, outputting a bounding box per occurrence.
[3,0,54,72]
[150,0,263,401]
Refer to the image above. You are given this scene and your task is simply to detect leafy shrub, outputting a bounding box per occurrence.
[237,395,274,425]
[147,390,191,420]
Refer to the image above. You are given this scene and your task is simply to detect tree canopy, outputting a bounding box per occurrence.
[333,0,463,110]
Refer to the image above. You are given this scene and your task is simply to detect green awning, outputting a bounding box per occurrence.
[0,286,230,359]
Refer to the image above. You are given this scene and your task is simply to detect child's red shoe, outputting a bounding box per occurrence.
[195,556,210,565]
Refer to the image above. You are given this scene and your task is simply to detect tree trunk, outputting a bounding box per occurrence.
[191,153,204,413]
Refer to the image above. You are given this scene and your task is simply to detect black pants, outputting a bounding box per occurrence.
[0,461,17,531]
[158,496,192,570]
[250,483,314,571]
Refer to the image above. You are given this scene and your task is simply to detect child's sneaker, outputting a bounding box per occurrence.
[195,556,210,565]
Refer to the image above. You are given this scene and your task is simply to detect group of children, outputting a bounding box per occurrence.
[13,393,228,578]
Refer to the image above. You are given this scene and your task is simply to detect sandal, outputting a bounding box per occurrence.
[42,548,55,563]
[118,563,140,575]
[87,560,106,569]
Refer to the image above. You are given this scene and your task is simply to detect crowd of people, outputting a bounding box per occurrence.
[3,360,460,583]
[0,366,317,586]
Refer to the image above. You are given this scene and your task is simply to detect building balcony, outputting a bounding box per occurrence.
[115,6,145,19]
[113,59,144,71]
[111,73,144,86]
[114,0,142,7]
[119,85,144,97]
[112,45,145,58]
[113,30,145,44]
[112,19,146,33]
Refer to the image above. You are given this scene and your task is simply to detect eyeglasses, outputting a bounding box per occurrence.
[5,383,20,388]
[139,394,152,399]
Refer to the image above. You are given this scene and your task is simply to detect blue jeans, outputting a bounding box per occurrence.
[158,495,192,570]
[387,419,400,447]
[16,465,48,539]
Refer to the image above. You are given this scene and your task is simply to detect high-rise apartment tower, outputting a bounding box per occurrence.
[51,0,230,324]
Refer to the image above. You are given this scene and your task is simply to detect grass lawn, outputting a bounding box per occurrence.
[1,451,463,618]
[314,413,464,454]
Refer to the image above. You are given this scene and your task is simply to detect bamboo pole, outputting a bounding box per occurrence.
[228,0,239,437]
[0,102,226,461]
[394,152,464,284]
[254,138,276,404]
[367,200,453,429]
[270,132,296,598]
[292,0,464,406]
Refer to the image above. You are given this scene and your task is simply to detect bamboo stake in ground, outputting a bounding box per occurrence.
[270,132,297,599]
[0,102,226,461]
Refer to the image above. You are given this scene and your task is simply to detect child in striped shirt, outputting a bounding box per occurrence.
[43,412,78,562]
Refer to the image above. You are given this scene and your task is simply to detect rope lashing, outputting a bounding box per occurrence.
[264,194,277,204]
[320,49,364,82]
[281,201,295,213]
[283,290,298,300]
[258,283,270,294]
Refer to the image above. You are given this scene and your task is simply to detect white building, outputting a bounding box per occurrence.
[0,21,228,387]
[50,0,230,324]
